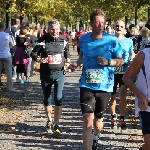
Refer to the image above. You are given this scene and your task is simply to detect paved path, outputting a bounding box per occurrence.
[0,46,143,150]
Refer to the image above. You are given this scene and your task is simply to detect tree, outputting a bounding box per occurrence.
[0,0,149,26]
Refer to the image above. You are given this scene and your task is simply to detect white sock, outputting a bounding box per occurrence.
[48,118,52,122]
[53,124,56,127]
[92,133,99,140]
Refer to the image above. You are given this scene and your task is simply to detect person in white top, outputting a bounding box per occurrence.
[0,22,14,91]
[70,29,76,50]
[123,48,150,150]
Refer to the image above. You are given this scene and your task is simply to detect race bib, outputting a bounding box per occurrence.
[48,54,62,64]
[114,66,124,74]
[86,69,102,83]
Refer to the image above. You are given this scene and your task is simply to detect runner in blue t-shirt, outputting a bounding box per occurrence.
[69,10,123,150]
[109,20,134,130]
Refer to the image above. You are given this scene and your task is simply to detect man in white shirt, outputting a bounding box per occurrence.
[0,22,13,91]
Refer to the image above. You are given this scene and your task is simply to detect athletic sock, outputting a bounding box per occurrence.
[111,113,117,118]
[111,114,115,118]
[92,133,99,140]
[48,118,52,122]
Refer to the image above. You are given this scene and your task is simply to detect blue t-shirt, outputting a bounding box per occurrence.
[117,37,133,72]
[79,32,122,92]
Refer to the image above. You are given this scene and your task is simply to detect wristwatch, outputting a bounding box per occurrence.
[108,59,111,66]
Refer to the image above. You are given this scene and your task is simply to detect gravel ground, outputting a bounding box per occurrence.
[0,46,143,150]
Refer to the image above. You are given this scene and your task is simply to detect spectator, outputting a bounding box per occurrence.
[5,18,20,80]
[25,25,38,80]
[139,27,150,51]
[0,22,13,91]
[70,29,76,50]
[105,25,114,35]
[32,25,41,39]
[145,23,150,30]
[125,24,135,38]
[14,25,32,83]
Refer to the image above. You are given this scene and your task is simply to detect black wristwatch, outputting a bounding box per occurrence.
[108,59,111,66]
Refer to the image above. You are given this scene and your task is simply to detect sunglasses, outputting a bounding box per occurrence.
[116,25,124,28]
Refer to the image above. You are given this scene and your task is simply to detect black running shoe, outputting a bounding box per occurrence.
[120,119,127,130]
[92,136,99,150]
[53,124,61,136]
[45,120,53,134]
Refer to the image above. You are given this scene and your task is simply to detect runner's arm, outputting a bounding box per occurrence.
[68,52,83,71]
[30,34,47,61]
[76,52,83,66]
[109,57,123,66]
[122,52,148,110]
[97,56,123,66]
[30,45,42,61]
[122,52,143,97]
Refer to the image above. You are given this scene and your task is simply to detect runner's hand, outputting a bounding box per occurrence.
[137,93,149,111]
[68,63,77,72]
[24,42,29,46]
[97,56,108,65]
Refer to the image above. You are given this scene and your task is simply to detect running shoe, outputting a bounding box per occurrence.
[92,135,99,150]
[45,120,53,134]
[22,79,30,83]
[16,78,23,83]
[53,124,61,136]
[111,114,117,129]
[120,119,127,130]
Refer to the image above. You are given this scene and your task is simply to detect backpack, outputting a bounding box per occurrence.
[5,26,20,56]
[24,34,34,58]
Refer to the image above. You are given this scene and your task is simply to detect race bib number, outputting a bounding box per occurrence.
[114,66,124,74]
[48,54,62,64]
[86,69,102,83]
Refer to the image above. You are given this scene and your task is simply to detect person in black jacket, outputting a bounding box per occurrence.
[25,26,37,80]
[14,25,35,83]
[31,20,68,135]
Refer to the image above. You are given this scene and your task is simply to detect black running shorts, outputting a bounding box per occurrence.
[80,87,111,119]
[139,111,150,135]
[111,74,126,95]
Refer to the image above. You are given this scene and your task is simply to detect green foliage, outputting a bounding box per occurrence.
[0,0,149,24]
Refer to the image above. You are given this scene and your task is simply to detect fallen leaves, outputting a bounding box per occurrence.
[8,126,16,132]
[41,135,45,139]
